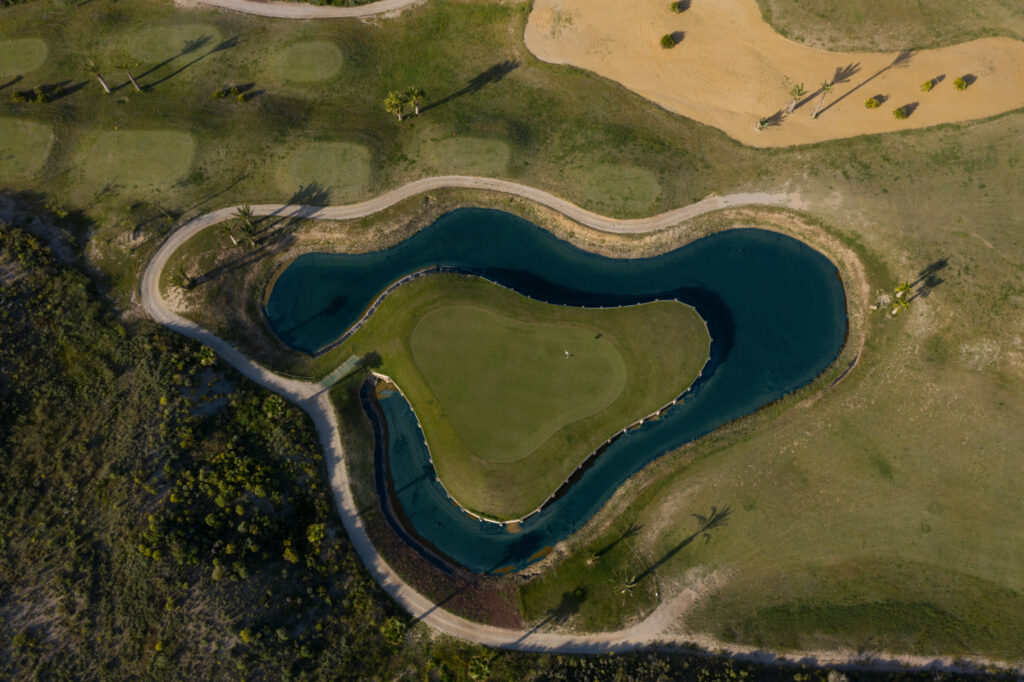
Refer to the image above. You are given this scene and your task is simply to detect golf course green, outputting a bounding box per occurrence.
[346,275,710,518]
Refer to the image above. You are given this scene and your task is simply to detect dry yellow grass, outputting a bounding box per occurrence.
[525,0,1024,147]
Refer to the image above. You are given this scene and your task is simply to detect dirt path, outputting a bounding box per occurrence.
[138,176,1009,676]
[525,0,1024,147]
[177,0,425,19]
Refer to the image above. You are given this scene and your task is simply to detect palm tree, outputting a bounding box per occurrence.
[222,223,239,247]
[83,58,111,95]
[405,87,425,115]
[384,91,405,121]
[235,204,257,246]
[173,264,192,290]
[787,82,806,114]
[891,297,909,316]
[117,60,143,93]
[894,281,912,299]
[811,80,834,119]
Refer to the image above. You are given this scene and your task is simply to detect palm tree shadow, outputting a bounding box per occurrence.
[627,506,731,586]
[593,523,643,560]
[817,51,911,118]
[144,36,239,90]
[419,60,519,114]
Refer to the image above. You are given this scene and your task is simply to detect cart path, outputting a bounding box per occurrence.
[137,176,1007,675]
[178,0,426,19]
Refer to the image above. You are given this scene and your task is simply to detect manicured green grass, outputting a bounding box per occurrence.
[0,38,47,75]
[757,0,1024,50]
[410,304,627,462]
[0,117,53,178]
[346,274,710,518]
[281,141,371,200]
[274,41,344,82]
[580,164,662,216]
[125,23,224,62]
[78,129,195,195]
[409,133,512,176]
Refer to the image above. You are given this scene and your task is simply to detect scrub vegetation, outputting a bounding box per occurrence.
[3,0,1024,670]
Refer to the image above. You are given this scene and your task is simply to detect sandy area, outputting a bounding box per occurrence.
[525,0,1024,147]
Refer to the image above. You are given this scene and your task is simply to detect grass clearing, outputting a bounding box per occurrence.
[79,129,195,195]
[410,135,512,176]
[410,304,627,463]
[0,38,47,75]
[0,118,53,179]
[281,141,371,201]
[579,164,662,216]
[345,275,709,518]
[757,0,1024,50]
[274,41,343,82]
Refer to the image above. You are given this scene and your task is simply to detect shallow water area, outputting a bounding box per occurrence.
[266,208,847,572]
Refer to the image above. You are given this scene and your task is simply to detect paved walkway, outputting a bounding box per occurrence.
[138,176,1002,675]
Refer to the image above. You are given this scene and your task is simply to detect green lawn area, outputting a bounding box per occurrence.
[345,275,710,519]
[0,117,53,178]
[273,40,344,82]
[0,38,47,75]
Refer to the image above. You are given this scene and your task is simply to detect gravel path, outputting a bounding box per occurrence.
[137,176,1004,675]
[179,0,426,19]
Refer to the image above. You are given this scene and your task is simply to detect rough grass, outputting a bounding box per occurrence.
[273,40,344,82]
[756,0,1024,50]
[0,118,53,178]
[345,275,709,518]
[409,134,512,176]
[0,38,47,74]
[125,23,225,62]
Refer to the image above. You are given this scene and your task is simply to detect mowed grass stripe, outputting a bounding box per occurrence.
[410,304,627,462]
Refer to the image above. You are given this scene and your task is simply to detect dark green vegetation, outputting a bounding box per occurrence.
[344,276,708,518]
[757,0,1024,50]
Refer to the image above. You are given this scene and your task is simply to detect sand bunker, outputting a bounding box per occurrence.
[525,0,1024,147]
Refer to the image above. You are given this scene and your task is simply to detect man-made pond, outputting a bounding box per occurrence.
[266,208,847,573]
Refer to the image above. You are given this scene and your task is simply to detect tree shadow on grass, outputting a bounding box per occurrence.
[627,505,731,586]
[592,523,643,560]
[0,75,23,91]
[419,60,519,114]
[909,257,948,301]
[143,36,240,91]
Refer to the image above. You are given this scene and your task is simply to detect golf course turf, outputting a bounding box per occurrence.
[345,274,710,518]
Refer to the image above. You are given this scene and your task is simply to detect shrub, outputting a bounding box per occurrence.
[237,93,247,103]
[921,79,934,92]
[670,1,685,12]
[893,106,908,120]
[660,34,676,49]
[10,92,27,103]
[213,89,226,99]
[864,97,880,108]
[229,86,239,95]
[954,77,968,90]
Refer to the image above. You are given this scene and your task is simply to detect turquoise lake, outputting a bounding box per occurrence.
[265,208,848,573]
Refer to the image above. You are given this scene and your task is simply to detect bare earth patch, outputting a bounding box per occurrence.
[525,0,1024,147]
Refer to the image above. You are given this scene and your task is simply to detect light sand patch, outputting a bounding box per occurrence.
[0,118,54,180]
[0,38,47,75]
[525,0,1024,147]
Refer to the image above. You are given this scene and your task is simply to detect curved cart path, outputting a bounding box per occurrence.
[139,176,1003,675]
[179,0,425,19]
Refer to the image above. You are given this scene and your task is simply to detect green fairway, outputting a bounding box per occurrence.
[347,275,709,518]
[79,129,195,194]
[411,304,627,462]
[579,164,662,216]
[274,41,343,82]
[281,141,371,200]
[0,38,47,75]
[127,23,224,62]
[0,118,53,179]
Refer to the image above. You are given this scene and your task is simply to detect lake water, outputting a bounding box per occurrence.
[266,208,847,573]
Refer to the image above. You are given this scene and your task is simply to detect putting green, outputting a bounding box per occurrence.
[581,163,662,215]
[347,275,710,517]
[80,130,195,194]
[411,305,627,462]
[0,39,47,75]
[127,24,223,63]
[274,41,343,82]
[412,136,512,176]
[282,141,370,201]
[0,118,54,180]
